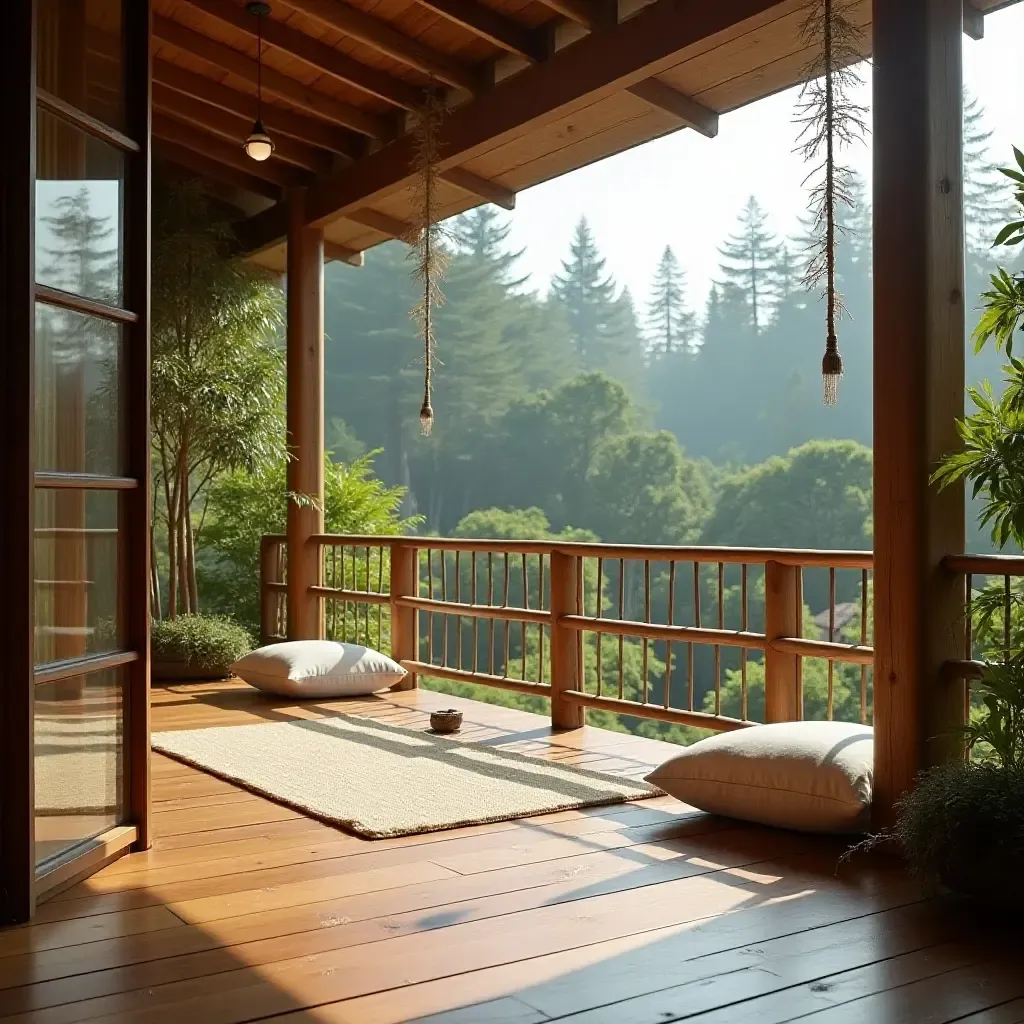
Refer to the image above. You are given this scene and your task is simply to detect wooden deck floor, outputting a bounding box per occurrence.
[3,681,1023,1024]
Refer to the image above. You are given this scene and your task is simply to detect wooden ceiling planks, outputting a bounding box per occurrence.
[160,0,1019,265]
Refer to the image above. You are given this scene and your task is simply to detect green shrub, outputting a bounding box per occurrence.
[151,615,253,676]
[888,762,1024,908]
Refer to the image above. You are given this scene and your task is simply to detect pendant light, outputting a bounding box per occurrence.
[244,2,274,162]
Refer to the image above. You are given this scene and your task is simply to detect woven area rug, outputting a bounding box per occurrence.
[152,713,660,839]
[35,716,122,815]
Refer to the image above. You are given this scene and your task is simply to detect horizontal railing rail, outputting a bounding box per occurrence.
[260,534,876,734]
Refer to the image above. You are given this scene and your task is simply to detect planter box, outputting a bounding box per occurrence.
[152,659,233,682]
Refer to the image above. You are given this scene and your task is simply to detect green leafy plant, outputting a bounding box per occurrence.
[886,762,1024,906]
[961,658,1024,770]
[151,614,253,678]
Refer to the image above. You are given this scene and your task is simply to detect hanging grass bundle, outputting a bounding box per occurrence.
[794,0,867,405]
[407,90,452,436]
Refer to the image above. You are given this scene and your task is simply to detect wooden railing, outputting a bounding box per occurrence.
[260,534,875,733]
[943,553,1024,681]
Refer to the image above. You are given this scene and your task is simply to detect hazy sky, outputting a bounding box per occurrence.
[504,4,1024,315]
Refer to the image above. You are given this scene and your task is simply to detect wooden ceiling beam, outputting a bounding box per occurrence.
[533,0,605,30]
[154,60,361,158]
[154,15,393,139]
[241,0,786,247]
[963,1,984,38]
[280,0,480,93]
[153,112,314,189]
[153,82,333,173]
[179,0,424,111]
[417,0,546,63]
[155,140,283,201]
[627,78,719,138]
[345,208,415,239]
[441,167,515,210]
[324,241,365,266]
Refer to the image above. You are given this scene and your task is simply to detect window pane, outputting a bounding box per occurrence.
[34,668,124,867]
[37,0,124,131]
[36,108,124,305]
[35,490,122,666]
[35,303,123,475]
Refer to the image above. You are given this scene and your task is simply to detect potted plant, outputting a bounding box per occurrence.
[881,659,1024,908]
[151,614,254,681]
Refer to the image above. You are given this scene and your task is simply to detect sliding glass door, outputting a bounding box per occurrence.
[0,0,151,912]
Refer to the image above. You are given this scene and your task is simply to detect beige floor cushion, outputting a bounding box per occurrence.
[232,640,406,698]
[646,721,873,833]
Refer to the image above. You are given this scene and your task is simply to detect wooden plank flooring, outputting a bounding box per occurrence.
[2,682,1022,1023]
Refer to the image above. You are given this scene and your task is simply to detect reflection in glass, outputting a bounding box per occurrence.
[34,668,124,867]
[35,109,124,305]
[35,303,122,476]
[37,0,124,130]
[35,490,121,666]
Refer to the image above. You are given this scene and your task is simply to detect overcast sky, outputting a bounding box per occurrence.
[503,4,1024,314]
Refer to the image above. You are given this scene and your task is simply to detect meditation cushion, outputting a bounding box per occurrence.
[645,720,873,833]
[232,640,406,698]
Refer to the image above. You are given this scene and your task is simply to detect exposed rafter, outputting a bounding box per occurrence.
[179,0,424,111]
[239,0,785,250]
[963,1,984,38]
[153,60,361,158]
[441,168,515,210]
[152,82,333,173]
[417,0,546,62]
[155,140,283,201]
[154,15,393,139]
[153,113,314,189]
[324,241,365,265]
[280,0,480,93]
[534,0,608,30]
[627,79,719,138]
[345,208,416,238]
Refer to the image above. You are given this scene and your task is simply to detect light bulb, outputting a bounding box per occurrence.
[244,121,274,162]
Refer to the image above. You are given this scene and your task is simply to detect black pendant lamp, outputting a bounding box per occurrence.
[244,2,274,162]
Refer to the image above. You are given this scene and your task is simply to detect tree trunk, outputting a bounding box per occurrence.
[149,523,162,619]
[185,495,199,613]
[166,472,178,619]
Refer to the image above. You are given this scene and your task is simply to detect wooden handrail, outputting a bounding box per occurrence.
[259,532,882,734]
[944,553,1024,575]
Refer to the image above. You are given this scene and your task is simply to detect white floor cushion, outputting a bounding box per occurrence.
[231,640,406,698]
[646,721,873,833]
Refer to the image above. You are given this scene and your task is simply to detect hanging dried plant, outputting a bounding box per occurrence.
[794,0,867,405]
[407,89,452,436]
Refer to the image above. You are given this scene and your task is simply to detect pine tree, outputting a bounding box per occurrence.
[40,187,119,302]
[717,196,781,334]
[645,245,695,355]
[766,243,805,316]
[550,216,628,372]
[964,92,1015,255]
[452,206,528,289]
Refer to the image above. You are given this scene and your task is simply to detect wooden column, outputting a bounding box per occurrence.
[549,551,584,729]
[0,0,36,925]
[286,190,325,640]
[764,560,801,723]
[872,0,966,824]
[389,544,418,690]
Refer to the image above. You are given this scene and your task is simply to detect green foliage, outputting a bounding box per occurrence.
[151,614,253,674]
[199,452,418,630]
[151,174,285,617]
[645,245,696,355]
[962,659,1024,770]
[879,762,1024,906]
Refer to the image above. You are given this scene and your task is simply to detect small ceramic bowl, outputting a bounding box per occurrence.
[430,709,463,734]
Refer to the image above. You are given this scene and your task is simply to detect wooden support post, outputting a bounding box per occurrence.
[389,543,418,690]
[550,551,585,729]
[285,190,325,640]
[764,560,801,724]
[872,0,966,824]
[259,537,280,645]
